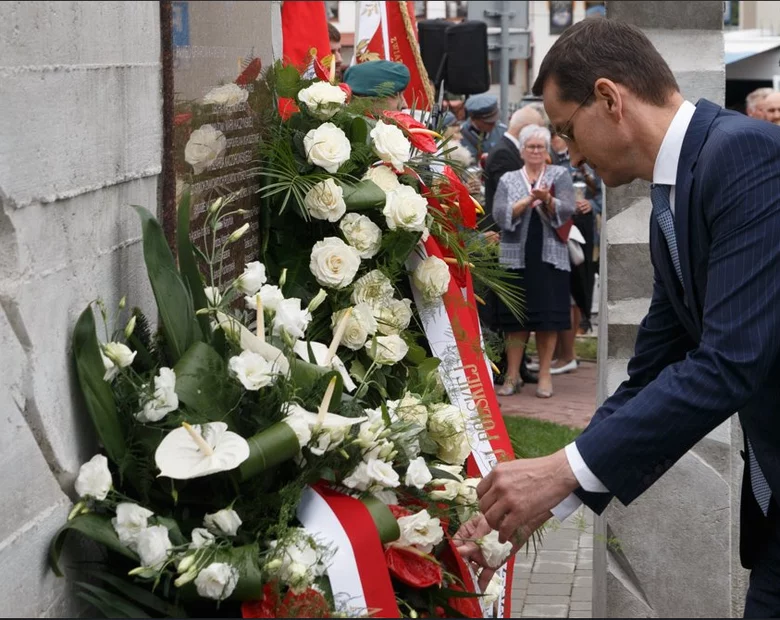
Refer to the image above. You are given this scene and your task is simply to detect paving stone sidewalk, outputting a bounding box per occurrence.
[510,503,594,618]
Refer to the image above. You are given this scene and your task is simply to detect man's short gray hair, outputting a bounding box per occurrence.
[746,87,774,112]
[508,105,545,135]
[519,124,551,151]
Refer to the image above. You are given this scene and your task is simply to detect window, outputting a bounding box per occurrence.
[415,1,426,19]
[489,59,518,85]
[445,1,468,20]
[326,0,339,21]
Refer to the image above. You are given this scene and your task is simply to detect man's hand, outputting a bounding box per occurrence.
[575,199,592,215]
[477,449,579,543]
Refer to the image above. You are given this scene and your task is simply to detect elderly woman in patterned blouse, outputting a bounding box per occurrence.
[492,124,576,398]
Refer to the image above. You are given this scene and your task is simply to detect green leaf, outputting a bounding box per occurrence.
[76,583,151,618]
[383,229,421,267]
[349,115,370,144]
[133,205,202,364]
[289,359,344,412]
[428,466,462,482]
[404,340,428,366]
[342,180,386,212]
[72,306,125,465]
[176,188,212,338]
[50,514,138,577]
[76,591,127,618]
[173,341,241,422]
[239,421,301,481]
[79,569,188,618]
[276,64,302,98]
[362,495,400,544]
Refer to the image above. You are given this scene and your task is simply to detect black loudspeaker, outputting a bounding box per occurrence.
[417,19,450,86]
[445,21,490,95]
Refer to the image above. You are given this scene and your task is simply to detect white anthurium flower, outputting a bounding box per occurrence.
[292,340,357,392]
[236,261,267,296]
[282,407,313,449]
[478,529,514,569]
[245,284,285,313]
[112,502,154,549]
[190,527,215,549]
[195,562,240,601]
[136,367,179,423]
[373,298,413,336]
[281,403,366,456]
[103,342,136,368]
[215,312,290,376]
[155,422,250,480]
[204,508,242,536]
[350,269,395,306]
[413,255,451,301]
[136,524,172,569]
[303,122,351,173]
[202,83,249,107]
[396,509,444,553]
[362,165,401,193]
[228,349,280,390]
[101,351,118,382]
[365,334,409,366]
[185,124,227,175]
[75,454,112,501]
[370,120,411,172]
[309,237,361,290]
[383,185,428,232]
[298,81,347,119]
[272,298,313,341]
[339,213,382,259]
[304,178,347,223]
[404,457,432,490]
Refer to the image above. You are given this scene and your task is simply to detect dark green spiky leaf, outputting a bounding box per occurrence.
[50,514,137,577]
[76,583,151,618]
[173,341,241,422]
[76,591,127,618]
[176,187,211,338]
[276,64,303,98]
[342,180,386,212]
[383,229,421,267]
[80,569,188,617]
[239,421,300,481]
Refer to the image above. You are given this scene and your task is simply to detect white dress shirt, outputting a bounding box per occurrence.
[503,131,520,151]
[551,100,697,521]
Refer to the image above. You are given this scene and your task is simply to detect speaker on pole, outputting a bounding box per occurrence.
[417,19,450,87]
[445,21,490,95]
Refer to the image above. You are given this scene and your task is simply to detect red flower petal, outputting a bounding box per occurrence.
[278,97,300,121]
[338,83,352,104]
[242,583,330,618]
[382,110,425,130]
[387,504,413,519]
[386,545,444,588]
[236,58,262,86]
[174,112,192,126]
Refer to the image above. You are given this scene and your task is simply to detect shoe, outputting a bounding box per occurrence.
[535,387,554,399]
[526,359,558,373]
[496,377,522,396]
[550,359,578,375]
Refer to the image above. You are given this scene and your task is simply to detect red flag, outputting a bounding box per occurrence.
[281,1,331,70]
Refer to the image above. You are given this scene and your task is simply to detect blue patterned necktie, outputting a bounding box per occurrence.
[651,183,772,516]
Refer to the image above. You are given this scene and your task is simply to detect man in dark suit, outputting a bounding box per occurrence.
[458,19,780,615]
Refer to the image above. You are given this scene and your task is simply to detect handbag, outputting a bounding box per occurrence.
[567,225,586,266]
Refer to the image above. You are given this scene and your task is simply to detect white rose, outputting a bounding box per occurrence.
[136,525,172,569]
[331,303,377,350]
[436,431,472,465]
[339,213,382,258]
[370,120,411,172]
[351,269,394,305]
[237,261,267,296]
[112,503,154,549]
[195,562,239,601]
[137,367,179,423]
[404,457,432,489]
[365,334,408,366]
[483,573,503,607]
[103,342,136,368]
[303,122,351,173]
[304,178,347,222]
[362,165,401,192]
[204,286,222,307]
[374,298,413,335]
[185,124,227,175]
[204,508,242,537]
[387,392,428,428]
[245,284,284,313]
[229,349,280,390]
[383,185,428,232]
[428,403,466,438]
[283,408,313,449]
[342,461,372,492]
[429,479,461,501]
[478,530,514,569]
[309,237,361,289]
[396,509,444,553]
[366,458,401,489]
[202,83,249,107]
[413,256,451,301]
[272,298,312,340]
[298,81,347,119]
[190,527,215,549]
[74,454,112,500]
[457,478,480,505]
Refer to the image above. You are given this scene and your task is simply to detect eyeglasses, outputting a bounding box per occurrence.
[556,90,594,143]
[523,144,547,152]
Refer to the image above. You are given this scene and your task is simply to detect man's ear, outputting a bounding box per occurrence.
[594,78,623,119]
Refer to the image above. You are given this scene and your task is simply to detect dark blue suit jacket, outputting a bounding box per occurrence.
[573,100,780,565]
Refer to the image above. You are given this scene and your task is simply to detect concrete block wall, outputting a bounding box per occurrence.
[595,2,747,617]
[0,2,161,615]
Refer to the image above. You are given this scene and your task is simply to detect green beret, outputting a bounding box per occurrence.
[343,60,410,97]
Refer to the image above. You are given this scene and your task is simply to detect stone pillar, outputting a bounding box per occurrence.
[595,2,748,617]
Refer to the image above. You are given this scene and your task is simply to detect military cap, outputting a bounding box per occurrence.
[464,93,500,123]
[343,60,410,97]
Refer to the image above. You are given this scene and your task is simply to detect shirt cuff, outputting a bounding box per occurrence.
[551,493,582,522]
[565,442,609,493]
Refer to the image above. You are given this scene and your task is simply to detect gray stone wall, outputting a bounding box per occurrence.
[0,2,161,615]
[595,2,748,617]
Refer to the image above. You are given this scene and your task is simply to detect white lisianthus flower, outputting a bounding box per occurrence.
[303,123,351,173]
[383,185,428,232]
[272,298,312,341]
[365,334,408,366]
[483,573,503,607]
[366,458,401,489]
[351,269,394,305]
[429,479,460,501]
[101,351,118,382]
[413,256,451,301]
[370,120,411,172]
[342,461,372,491]
[404,457,433,489]
[136,525,172,569]
[267,530,327,594]
[195,562,240,601]
[74,454,112,500]
[228,349,280,390]
[355,419,384,450]
[244,284,285,313]
[478,530,514,569]
[112,503,154,549]
[190,527,215,549]
[373,489,399,505]
[387,392,429,428]
[282,403,366,456]
[339,213,382,258]
[204,508,242,537]
[202,83,249,107]
[309,237,361,289]
[137,367,179,423]
[204,286,222,307]
[304,178,347,222]
[282,409,313,449]
[362,165,401,192]
[237,261,267,296]
[185,124,227,174]
[103,342,136,369]
[396,510,444,553]
[373,298,413,335]
[297,81,347,119]
[331,303,377,350]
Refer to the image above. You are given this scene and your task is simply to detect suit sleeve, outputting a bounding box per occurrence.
[575,127,780,506]
[485,148,517,210]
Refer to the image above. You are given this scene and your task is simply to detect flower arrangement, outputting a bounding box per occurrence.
[52,57,523,618]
